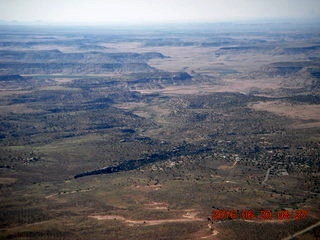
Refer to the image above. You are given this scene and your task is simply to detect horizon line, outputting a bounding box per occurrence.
[1,17,320,27]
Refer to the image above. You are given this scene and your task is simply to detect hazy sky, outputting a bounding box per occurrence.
[0,0,319,24]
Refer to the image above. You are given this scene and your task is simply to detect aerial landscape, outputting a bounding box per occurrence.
[0,1,319,239]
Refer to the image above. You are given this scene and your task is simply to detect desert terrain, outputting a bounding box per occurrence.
[0,22,319,239]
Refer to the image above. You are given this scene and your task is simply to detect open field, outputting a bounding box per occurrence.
[250,101,320,120]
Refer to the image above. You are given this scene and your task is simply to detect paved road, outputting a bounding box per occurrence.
[281,220,320,240]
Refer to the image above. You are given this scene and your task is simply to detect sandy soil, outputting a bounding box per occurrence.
[134,184,162,191]
[144,201,169,210]
[137,78,280,95]
[45,188,94,199]
[0,177,18,184]
[250,101,320,121]
[89,210,204,226]
[0,103,44,114]
[0,90,32,97]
